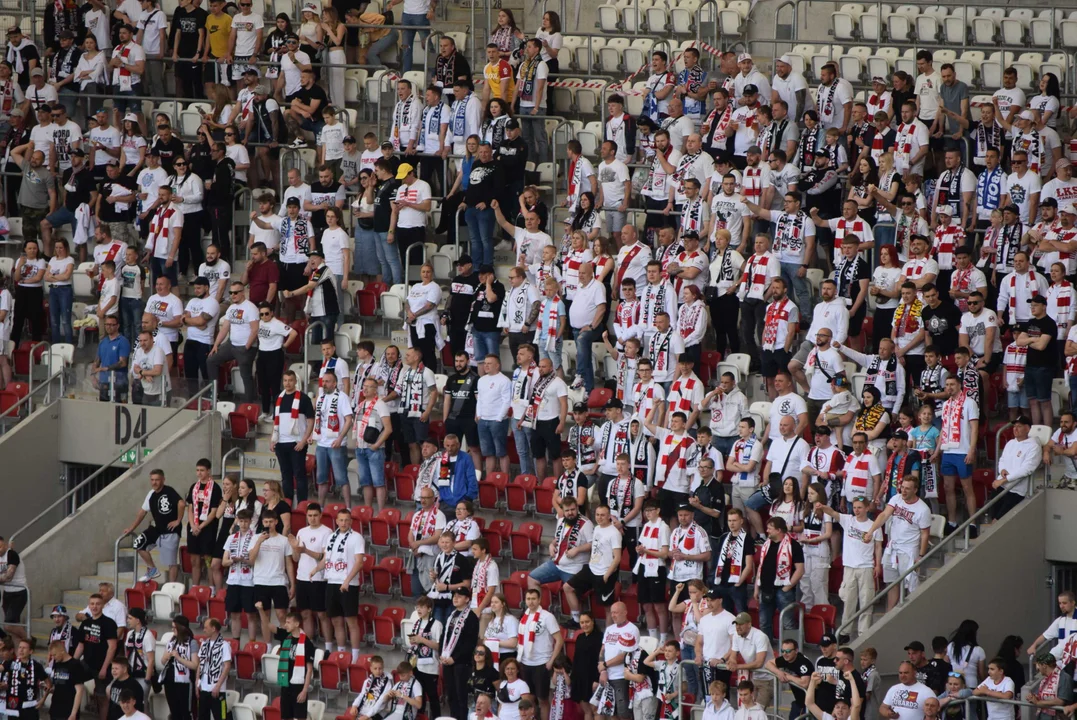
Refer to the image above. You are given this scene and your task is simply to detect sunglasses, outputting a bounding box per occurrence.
[173,161,186,166]
[225,131,236,136]
[948,672,963,679]
[259,312,271,317]
[230,290,243,295]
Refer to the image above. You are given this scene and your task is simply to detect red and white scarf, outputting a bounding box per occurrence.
[941,390,968,449]
[287,631,308,684]
[668,376,697,418]
[932,223,964,270]
[192,480,215,522]
[743,165,764,203]
[1036,668,1062,716]
[1003,342,1027,393]
[951,267,977,313]
[761,298,792,348]
[759,533,794,584]
[356,398,380,441]
[472,556,493,604]
[1009,270,1042,313]
[846,453,873,493]
[615,243,646,290]
[895,122,917,166]
[740,253,774,300]
[554,516,587,563]
[410,504,440,542]
[274,391,302,428]
[518,611,544,655]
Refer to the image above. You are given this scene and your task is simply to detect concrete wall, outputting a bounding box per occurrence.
[0,405,65,542]
[56,400,206,467]
[19,411,221,614]
[853,492,1052,670]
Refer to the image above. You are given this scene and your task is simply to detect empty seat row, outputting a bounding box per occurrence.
[597,0,749,35]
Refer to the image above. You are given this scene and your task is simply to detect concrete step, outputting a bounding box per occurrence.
[225,463,280,481]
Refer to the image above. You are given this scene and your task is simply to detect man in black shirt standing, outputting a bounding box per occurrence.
[445,254,479,356]
[925,636,953,695]
[921,283,962,357]
[469,265,505,362]
[463,142,501,268]
[308,164,345,236]
[95,160,137,248]
[905,640,932,687]
[41,147,97,255]
[371,159,402,285]
[442,351,481,469]
[107,658,145,720]
[756,517,804,641]
[498,119,528,219]
[814,642,867,714]
[124,470,186,583]
[205,142,236,259]
[168,0,208,98]
[768,638,813,720]
[74,594,119,720]
[49,638,91,720]
[151,123,186,174]
[689,457,726,565]
[1021,294,1059,427]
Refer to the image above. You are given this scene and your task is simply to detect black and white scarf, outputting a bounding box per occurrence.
[431,552,459,600]
[197,635,228,688]
[556,468,583,502]
[817,81,838,120]
[401,364,428,417]
[995,221,1025,272]
[410,617,437,659]
[920,364,946,413]
[974,121,1002,162]
[835,255,864,308]
[442,608,469,657]
[866,354,899,400]
[568,424,597,467]
[938,165,968,216]
[774,211,806,256]
[51,45,80,81]
[125,626,150,677]
[356,675,391,715]
[6,658,41,710]
[50,621,75,655]
[160,637,195,684]
[798,125,821,167]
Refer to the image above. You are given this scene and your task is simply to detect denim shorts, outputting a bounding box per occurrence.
[940,452,972,479]
[1023,365,1053,401]
[355,446,386,488]
[114,89,141,113]
[478,418,510,457]
[1007,388,1029,409]
[316,444,350,486]
[537,340,563,370]
[745,488,771,511]
[530,560,575,584]
[45,206,76,229]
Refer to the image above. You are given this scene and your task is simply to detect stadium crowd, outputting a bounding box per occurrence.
[1,6,1077,720]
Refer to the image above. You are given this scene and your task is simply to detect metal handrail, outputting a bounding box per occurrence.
[0,369,65,434]
[113,533,139,599]
[837,480,1047,636]
[26,341,50,403]
[222,447,247,484]
[301,321,330,391]
[9,381,219,546]
[0,584,31,640]
[778,602,805,651]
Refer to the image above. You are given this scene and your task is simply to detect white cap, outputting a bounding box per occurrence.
[302,1,319,11]
[737,52,752,63]
[935,204,954,215]
[1060,201,1077,216]
[871,75,886,84]
[1019,109,1035,121]
[123,112,138,122]
[777,54,793,66]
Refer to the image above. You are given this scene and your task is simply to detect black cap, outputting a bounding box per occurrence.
[1013,414,1033,426]
[456,254,473,266]
[572,401,589,413]
[148,148,161,157]
[893,429,909,440]
[604,398,624,410]
[242,67,259,76]
[505,118,520,130]
[343,135,356,143]
[1002,203,1020,214]
[814,149,829,157]
[59,30,75,39]
[453,586,472,598]
[954,245,973,256]
[193,276,210,286]
[70,147,86,156]
[677,503,693,513]
[1042,197,1059,208]
[478,263,495,274]
[285,196,301,206]
[743,84,758,94]
[820,633,837,646]
[904,641,925,652]
[309,250,325,258]
[706,587,723,600]
[1032,294,1048,305]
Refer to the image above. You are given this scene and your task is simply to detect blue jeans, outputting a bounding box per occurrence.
[472,330,502,362]
[759,587,797,641]
[400,13,429,73]
[311,316,337,345]
[714,583,750,614]
[513,424,535,476]
[374,231,404,286]
[571,327,598,392]
[356,446,387,487]
[367,28,400,66]
[433,602,451,627]
[780,261,813,322]
[477,418,510,457]
[680,642,703,700]
[49,285,74,344]
[464,206,496,267]
[315,444,350,486]
[120,297,141,348]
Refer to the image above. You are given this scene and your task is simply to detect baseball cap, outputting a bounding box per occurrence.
[5,26,20,34]
[9,108,22,118]
[1019,109,1036,121]
[742,84,758,95]
[893,429,909,441]
[70,147,86,156]
[285,196,301,207]
[1013,414,1033,425]
[123,112,138,122]
[343,135,356,144]
[455,254,473,266]
[706,587,723,600]
[737,52,752,63]
[677,503,693,513]
[572,401,589,413]
[747,144,762,154]
[193,276,210,286]
[734,612,752,625]
[777,54,793,65]
[30,68,44,77]
[904,641,925,652]
[505,118,520,130]
[604,398,624,410]
[453,586,472,598]
[308,250,324,259]
[814,149,829,157]
[1060,202,1077,216]
[253,84,270,95]
[243,67,260,76]
[50,604,69,617]
[59,30,75,40]
[872,75,887,84]
[1031,295,1048,305]
[820,633,837,646]
[395,163,415,180]
[1057,157,1072,170]
[478,264,495,275]
[1002,203,1020,215]
[935,204,954,215]
[105,157,120,166]
[1041,197,1059,208]
[302,1,319,11]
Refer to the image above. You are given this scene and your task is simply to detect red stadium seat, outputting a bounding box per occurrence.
[479,472,509,510]
[319,651,351,698]
[699,350,722,386]
[393,473,416,504]
[372,557,403,597]
[808,604,837,630]
[587,388,613,419]
[372,616,397,648]
[208,596,226,623]
[507,475,537,514]
[351,505,374,534]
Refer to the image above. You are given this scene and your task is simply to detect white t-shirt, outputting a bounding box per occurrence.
[89,126,122,166]
[882,682,937,720]
[948,644,986,688]
[100,277,121,316]
[250,214,281,251]
[837,514,881,569]
[395,180,432,228]
[518,608,560,666]
[184,296,220,345]
[197,260,231,295]
[940,394,979,455]
[137,7,168,55]
[498,678,529,720]
[597,159,630,209]
[1004,170,1042,224]
[975,677,1015,720]
[321,227,350,277]
[959,310,1003,357]
[315,390,354,447]
[132,344,168,395]
[223,300,259,346]
[231,12,264,56]
[144,293,183,342]
[698,609,735,660]
[885,495,931,556]
[252,534,291,586]
[257,317,292,352]
[768,393,808,441]
[322,530,366,586]
[914,72,942,120]
[295,524,333,582]
[535,376,569,421]
[731,626,772,666]
[589,523,623,575]
[47,256,75,286]
[601,622,640,680]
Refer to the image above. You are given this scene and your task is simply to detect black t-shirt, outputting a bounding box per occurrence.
[759,536,804,590]
[449,272,480,325]
[776,652,813,704]
[445,371,479,421]
[469,280,505,333]
[12,44,40,88]
[62,166,96,211]
[292,83,328,111]
[152,136,186,174]
[273,628,317,687]
[169,6,209,58]
[146,485,184,534]
[0,547,20,576]
[690,478,726,538]
[921,658,951,695]
[497,136,528,177]
[107,676,144,720]
[97,175,137,223]
[813,660,866,714]
[464,160,500,207]
[373,178,400,232]
[309,181,343,229]
[921,301,962,356]
[185,481,224,533]
[207,158,236,207]
[1025,314,1059,368]
[78,614,119,675]
[51,658,92,719]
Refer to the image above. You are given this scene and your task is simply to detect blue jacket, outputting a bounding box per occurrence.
[438,451,478,507]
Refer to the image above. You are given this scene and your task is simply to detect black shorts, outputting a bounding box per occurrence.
[634,571,667,604]
[520,663,552,701]
[280,684,308,720]
[1,589,26,624]
[658,488,689,520]
[326,583,359,618]
[445,417,480,450]
[280,262,309,292]
[531,419,562,462]
[225,584,256,614]
[981,354,1002,374]
[187,523,219,555]
[254,584,290,610]
[401,416,429,445]
[761,349,792,378]
[295,580,327,613]
[567,565,618,605]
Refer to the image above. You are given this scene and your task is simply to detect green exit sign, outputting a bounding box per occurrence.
[121,448,153,463]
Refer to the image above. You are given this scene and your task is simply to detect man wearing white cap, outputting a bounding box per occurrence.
[1001,109,1052,179]
[733,53,769,108]
[866,76,892,122]
[1037,202,1077,278]
[1042,158,1077,207]
[771,55,807,122]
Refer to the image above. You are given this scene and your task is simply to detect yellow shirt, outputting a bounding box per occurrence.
[484,60,515,101]
[205,12,232,58]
